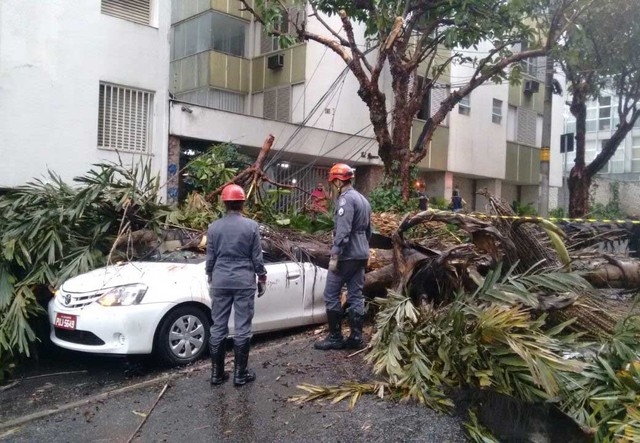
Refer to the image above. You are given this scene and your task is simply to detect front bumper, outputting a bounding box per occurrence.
[48,299,175,355]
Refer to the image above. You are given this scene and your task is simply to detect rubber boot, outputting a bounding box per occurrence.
[210,345,229,385]
[344,310,366,350]
[233,342,256,386]
[314,310,345,350]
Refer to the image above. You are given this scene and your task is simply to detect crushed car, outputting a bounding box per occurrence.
[48,251,328,366]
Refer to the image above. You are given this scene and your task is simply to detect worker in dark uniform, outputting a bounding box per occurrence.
[206,184,267,386]
[315,163,372,351]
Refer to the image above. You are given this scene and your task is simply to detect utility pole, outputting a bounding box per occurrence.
[538,54,554,217]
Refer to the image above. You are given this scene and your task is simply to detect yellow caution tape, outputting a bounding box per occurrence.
[471,214,640,225]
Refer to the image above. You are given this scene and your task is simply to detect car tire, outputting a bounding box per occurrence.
[155,306,211,366]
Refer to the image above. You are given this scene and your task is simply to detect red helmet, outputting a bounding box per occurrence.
[221,184,246,201]
[328,163,354,182]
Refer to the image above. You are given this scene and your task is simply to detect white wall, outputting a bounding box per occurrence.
[448,45,509,179]
[302,13,376,141]
[0,0,171,194]
[549,71,566,188]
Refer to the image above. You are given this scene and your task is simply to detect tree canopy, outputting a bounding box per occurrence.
[241,0,590,199]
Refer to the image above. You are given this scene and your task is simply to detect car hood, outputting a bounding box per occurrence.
[60,261,201,293]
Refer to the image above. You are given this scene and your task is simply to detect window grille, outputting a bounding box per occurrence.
[101,0,150,25]
[265,162,329,212]
[263,86,291,122]
[97,83,153,153]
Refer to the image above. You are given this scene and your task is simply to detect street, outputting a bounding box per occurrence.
[0,328,466,443]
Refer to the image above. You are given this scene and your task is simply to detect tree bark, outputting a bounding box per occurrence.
[568,88,589,217]
[568,166,590,219]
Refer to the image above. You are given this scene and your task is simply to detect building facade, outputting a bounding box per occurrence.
[0,0,171,193]
[168,3,564,210]
[559,96,640,214]
[1,0,563,212]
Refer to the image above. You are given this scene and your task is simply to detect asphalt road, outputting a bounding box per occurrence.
[0,329,467,443]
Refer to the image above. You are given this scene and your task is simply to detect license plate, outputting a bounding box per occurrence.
[54,313,77,330]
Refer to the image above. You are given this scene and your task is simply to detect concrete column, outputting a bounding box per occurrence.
[422,171,454,200]
[521,185,540,209]
[167,135,181,207]
[475,179,502,212]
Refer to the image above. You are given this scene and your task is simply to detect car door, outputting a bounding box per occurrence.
[297,261,325,323]
[250,261,306,333]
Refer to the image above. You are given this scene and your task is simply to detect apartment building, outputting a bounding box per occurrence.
[167,1,382,205]
[1,0,563,211]
[168,3,564,210]
[416,43,564,211]
[0,0,171,194]
[560,96,640,213]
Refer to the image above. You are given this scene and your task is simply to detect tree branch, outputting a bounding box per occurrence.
[308,3,350,48]
[410,47,547,161]
[338,10,373,78]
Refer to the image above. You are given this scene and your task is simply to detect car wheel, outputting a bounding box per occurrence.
[155,306,210,366]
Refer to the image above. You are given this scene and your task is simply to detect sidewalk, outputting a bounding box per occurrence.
[0,333,466,443]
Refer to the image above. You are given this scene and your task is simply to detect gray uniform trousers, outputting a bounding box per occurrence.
[209,287,255,349]
[323,259,367,315]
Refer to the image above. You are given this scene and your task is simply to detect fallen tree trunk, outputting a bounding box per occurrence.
[581,256,640,288]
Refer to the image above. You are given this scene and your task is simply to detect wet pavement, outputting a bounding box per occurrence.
[0,329,466,442]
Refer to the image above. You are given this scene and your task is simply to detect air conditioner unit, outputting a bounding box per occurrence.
[267,53,284,70]
[524,80,540,94]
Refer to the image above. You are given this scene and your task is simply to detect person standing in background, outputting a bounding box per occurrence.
[450,189,467,213]
[306,182,330,214]
[415,183,429,211]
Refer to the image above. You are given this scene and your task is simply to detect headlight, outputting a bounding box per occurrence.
[97,284,148,307]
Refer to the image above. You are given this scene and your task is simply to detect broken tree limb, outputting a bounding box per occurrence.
[205,134,275,203]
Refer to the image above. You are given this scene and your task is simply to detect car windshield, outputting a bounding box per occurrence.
[146,250,206,264]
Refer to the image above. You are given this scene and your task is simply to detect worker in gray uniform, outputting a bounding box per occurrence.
[315,163,372,351]
[206,184,267,386]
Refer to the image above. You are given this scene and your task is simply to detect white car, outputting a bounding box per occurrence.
[48,253,328,366]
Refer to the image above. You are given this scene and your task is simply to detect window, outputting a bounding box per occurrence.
[507,105,517,141]
[586,106,598,133]
[261,11,289,54]
[97,83,153,153]
[458,95,470,115]
[172,11,247,60]
[584,140,597,163]
[492,99,503,124]
[599,96,612,131]
[101,0,150,25]
[416,76,431,121]
[518,41,539,77]
[603,139,624,173]
[522,57,538,77]
[632,137,640,172]
[175,88,245,113]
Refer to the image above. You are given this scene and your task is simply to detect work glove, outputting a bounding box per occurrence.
[257,281,266,298]
[328,255,339,272]
[257,275,267,298]
[207,275,212,286]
